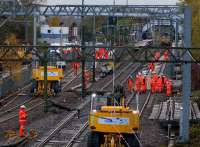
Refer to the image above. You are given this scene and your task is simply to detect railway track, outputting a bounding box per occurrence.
[34,60,144,147]
[36,99,90,147]
[0,83,32,110]
[0,68,80,124]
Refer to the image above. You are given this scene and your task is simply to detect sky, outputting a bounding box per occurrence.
[44,0,179,5]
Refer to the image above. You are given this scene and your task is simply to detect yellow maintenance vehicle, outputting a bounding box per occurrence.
[31,66,63,96]
[88,85,140,147]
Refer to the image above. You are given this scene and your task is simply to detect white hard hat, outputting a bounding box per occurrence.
[138,72,141,75]
[20,105,26,109]
[152,71,156,74]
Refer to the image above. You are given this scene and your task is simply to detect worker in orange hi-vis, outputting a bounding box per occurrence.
[166,80,172,97]
[151,76,156,93]
[19,105,27,137]
[151,72,158,93]
[127,77,134,93]
[140,75,146,93]
[162,75,167,86]
[149,63,155,72]
[157,76,163,93]
[135,73,141,93]
[154,51,161,60]
[163,50,169,61]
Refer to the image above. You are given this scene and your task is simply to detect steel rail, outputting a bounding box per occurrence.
[0,101,44,123]
[37,99,90,147]
[65,121,89,147]
[100,62,134,91]
[0,98,35,117]
[0,83,32,109]
[0,67,78,123]
[62,66,142,147]
[139,63,166,118]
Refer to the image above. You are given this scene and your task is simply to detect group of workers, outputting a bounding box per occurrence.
[95,48,109,60]
[128,70,172,97]
[154,50,169,61]
[128,49,172,97]
[151,71,172,96]
[128,72,147,93]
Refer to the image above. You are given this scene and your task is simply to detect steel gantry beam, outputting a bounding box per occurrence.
[0,2,182,19]
[0,45,198,63]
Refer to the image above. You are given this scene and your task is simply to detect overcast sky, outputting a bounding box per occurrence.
[45,0,179,5]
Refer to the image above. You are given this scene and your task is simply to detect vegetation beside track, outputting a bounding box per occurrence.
[174,90,200,147]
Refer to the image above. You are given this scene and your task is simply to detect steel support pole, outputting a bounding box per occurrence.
[92,16,96,82]
[25,16,29,44]
[81,0,86,99]
[136,92,139,111]
[33,9,37,46]
[169,19,173,78]
[175,19,179,48]
[43,50,48,113]
[181,5,192,142]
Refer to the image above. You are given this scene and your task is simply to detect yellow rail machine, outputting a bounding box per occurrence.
[31,66,63,96]
[88,85,140,147]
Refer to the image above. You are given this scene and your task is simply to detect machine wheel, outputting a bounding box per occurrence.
[53,81,61,94]
[109,69,113,74]
[123,134,140,147]
[87,132,101,147]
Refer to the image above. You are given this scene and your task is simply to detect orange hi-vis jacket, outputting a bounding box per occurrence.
[140,76,146,92]
[154,51,160,60]
[19,108,27,125]
[128,78,134,92]
[163,51,169,61]
[166,80,172,96]
[135,75,141,92]
[157,77,163,92]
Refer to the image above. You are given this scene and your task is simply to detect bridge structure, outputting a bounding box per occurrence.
[0,0,192,142]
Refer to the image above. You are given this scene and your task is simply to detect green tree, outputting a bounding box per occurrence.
[179,0,200,59]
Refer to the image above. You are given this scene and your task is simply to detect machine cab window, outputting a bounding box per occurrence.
[91,94,109,111]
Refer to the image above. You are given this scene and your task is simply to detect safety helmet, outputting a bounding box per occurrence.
[20,105,26,109]
[138,72,141,75]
